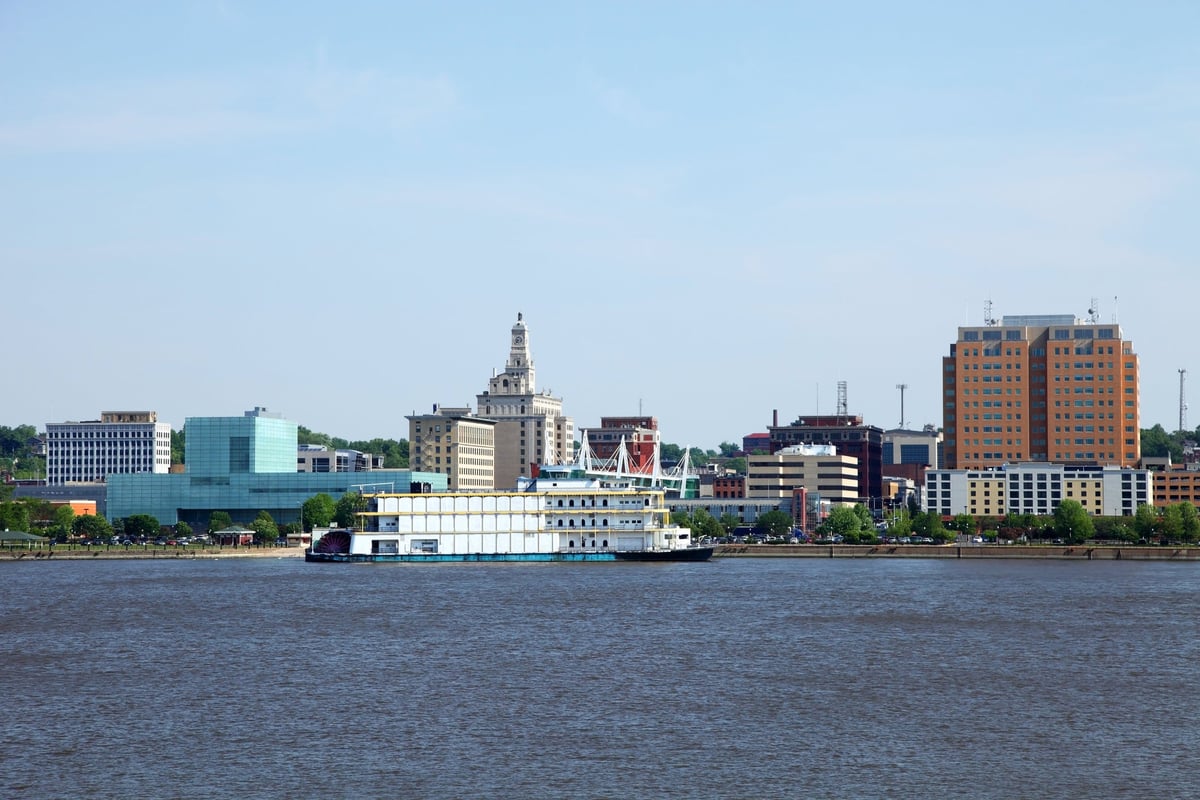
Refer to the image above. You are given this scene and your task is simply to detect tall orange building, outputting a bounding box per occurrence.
[943,314,1139,469]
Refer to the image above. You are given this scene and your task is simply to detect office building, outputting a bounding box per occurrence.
[45,411,172,485]
[407,405,497,491]
[942,314,1140,469]
[766,412,883,501]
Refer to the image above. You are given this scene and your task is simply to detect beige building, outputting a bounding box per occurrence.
[407,406,497,491]
[925,463,1151,518]
[476,314,574,489]
[746,444,859,505]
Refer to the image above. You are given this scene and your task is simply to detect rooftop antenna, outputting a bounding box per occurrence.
[1087,297,1099,324]
[984,298,998,326]
[896,383,908,429]
[1112,295,1119,324]
[836,381,848,425]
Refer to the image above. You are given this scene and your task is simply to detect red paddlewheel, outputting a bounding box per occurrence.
[315,530,351,554]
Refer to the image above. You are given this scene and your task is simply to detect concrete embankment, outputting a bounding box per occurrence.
[714,544,1200,561]
[0,547,306,561]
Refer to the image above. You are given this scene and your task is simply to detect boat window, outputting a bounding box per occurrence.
[568,540,574,547]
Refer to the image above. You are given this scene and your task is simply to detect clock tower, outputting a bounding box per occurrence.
[477,313,574,488]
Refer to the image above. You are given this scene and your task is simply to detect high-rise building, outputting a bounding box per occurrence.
[45,411,173,485]
[407,405,496,491]
[942,314,1140,469]
[476,314,573,489]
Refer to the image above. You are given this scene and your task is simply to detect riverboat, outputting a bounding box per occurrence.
[305,469,712,563]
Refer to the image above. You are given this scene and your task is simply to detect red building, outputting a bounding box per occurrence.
[585,416,659,472]
[712,475,746,498]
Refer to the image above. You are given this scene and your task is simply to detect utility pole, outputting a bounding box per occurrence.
[1180,369,1188,434]
[896,383,908,429]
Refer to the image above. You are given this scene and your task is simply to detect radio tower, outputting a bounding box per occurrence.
[896,383,908,429]
[836,381,848,426]
[1180,369,1189,434]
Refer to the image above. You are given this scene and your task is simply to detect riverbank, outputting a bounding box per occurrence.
[714,543,1200,560]
[0,546,306,560]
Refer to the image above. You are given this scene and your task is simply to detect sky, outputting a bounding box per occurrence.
[3,1,1199,449]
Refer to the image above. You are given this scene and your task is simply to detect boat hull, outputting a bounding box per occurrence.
[305,547,714,564]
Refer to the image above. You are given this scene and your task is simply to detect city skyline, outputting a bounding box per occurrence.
[3,3,1198,447]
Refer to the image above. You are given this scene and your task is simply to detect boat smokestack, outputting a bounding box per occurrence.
[773,409,778,427]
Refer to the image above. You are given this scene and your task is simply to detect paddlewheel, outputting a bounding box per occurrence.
[314,529,351,554]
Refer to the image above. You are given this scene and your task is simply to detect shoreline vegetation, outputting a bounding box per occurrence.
[3,544,1200,561]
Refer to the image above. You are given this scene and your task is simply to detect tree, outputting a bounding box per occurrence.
[73,514,113,540]
[0,500,31,532]
[1177,502,1200,544]
[949,514,976,536]
[1133,504,1159,542]
[302,494,336,530]
[176,521,193,539]
[123,514,161,540]
[886,508,912,537]
[171,428,186,465]
[753,509,794,539]
[911,511,949,542]
[717,442,739,458]
[334,492,367,528]
[852,503,873,529]
[209,510,234,533]
[1052,500,1093,544]
[718,513,741,535]
[249,510,279,545]
[52,505,75,530]
[823,506,864,538]
[1158,503,1184,543]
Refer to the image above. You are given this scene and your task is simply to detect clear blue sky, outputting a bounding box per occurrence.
[3,2,1198,447]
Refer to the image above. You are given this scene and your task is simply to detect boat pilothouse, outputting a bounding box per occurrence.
[306,472,712,563]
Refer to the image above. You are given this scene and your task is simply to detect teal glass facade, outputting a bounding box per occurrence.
[185,413,298,476]
[107,470,446,527]
[107,408,446,527]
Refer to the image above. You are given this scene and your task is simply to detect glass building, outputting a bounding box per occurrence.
[107,408,445,527]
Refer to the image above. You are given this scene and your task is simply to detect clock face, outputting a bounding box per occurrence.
[514,335,524,345]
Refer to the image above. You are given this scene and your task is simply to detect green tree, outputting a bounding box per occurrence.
[717,442,739,458]
[73,514,113,540]
[718,513,741,535]
[171,428,186,465]
[852,503,873,530]
[1176,502,1200,544]
[249,510,279,545]
[1053,500,1093,544]
[886,508,912,537]
[123,514,161,540]
[209,510,234,533]
[1158,503,1184,543]
[176,521,193,539]
[1133,504,1159,542]
[911,511,949,542]
[0,500,31,532]
[334,492,367,528]
[302,494,336,530]
[53,504,75,530]
[1140,424,1181,460]
[753,509,794,538]
[949,514,976,536]
[823,506,864,538]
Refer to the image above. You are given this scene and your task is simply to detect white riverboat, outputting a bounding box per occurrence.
[306,468,712,563]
